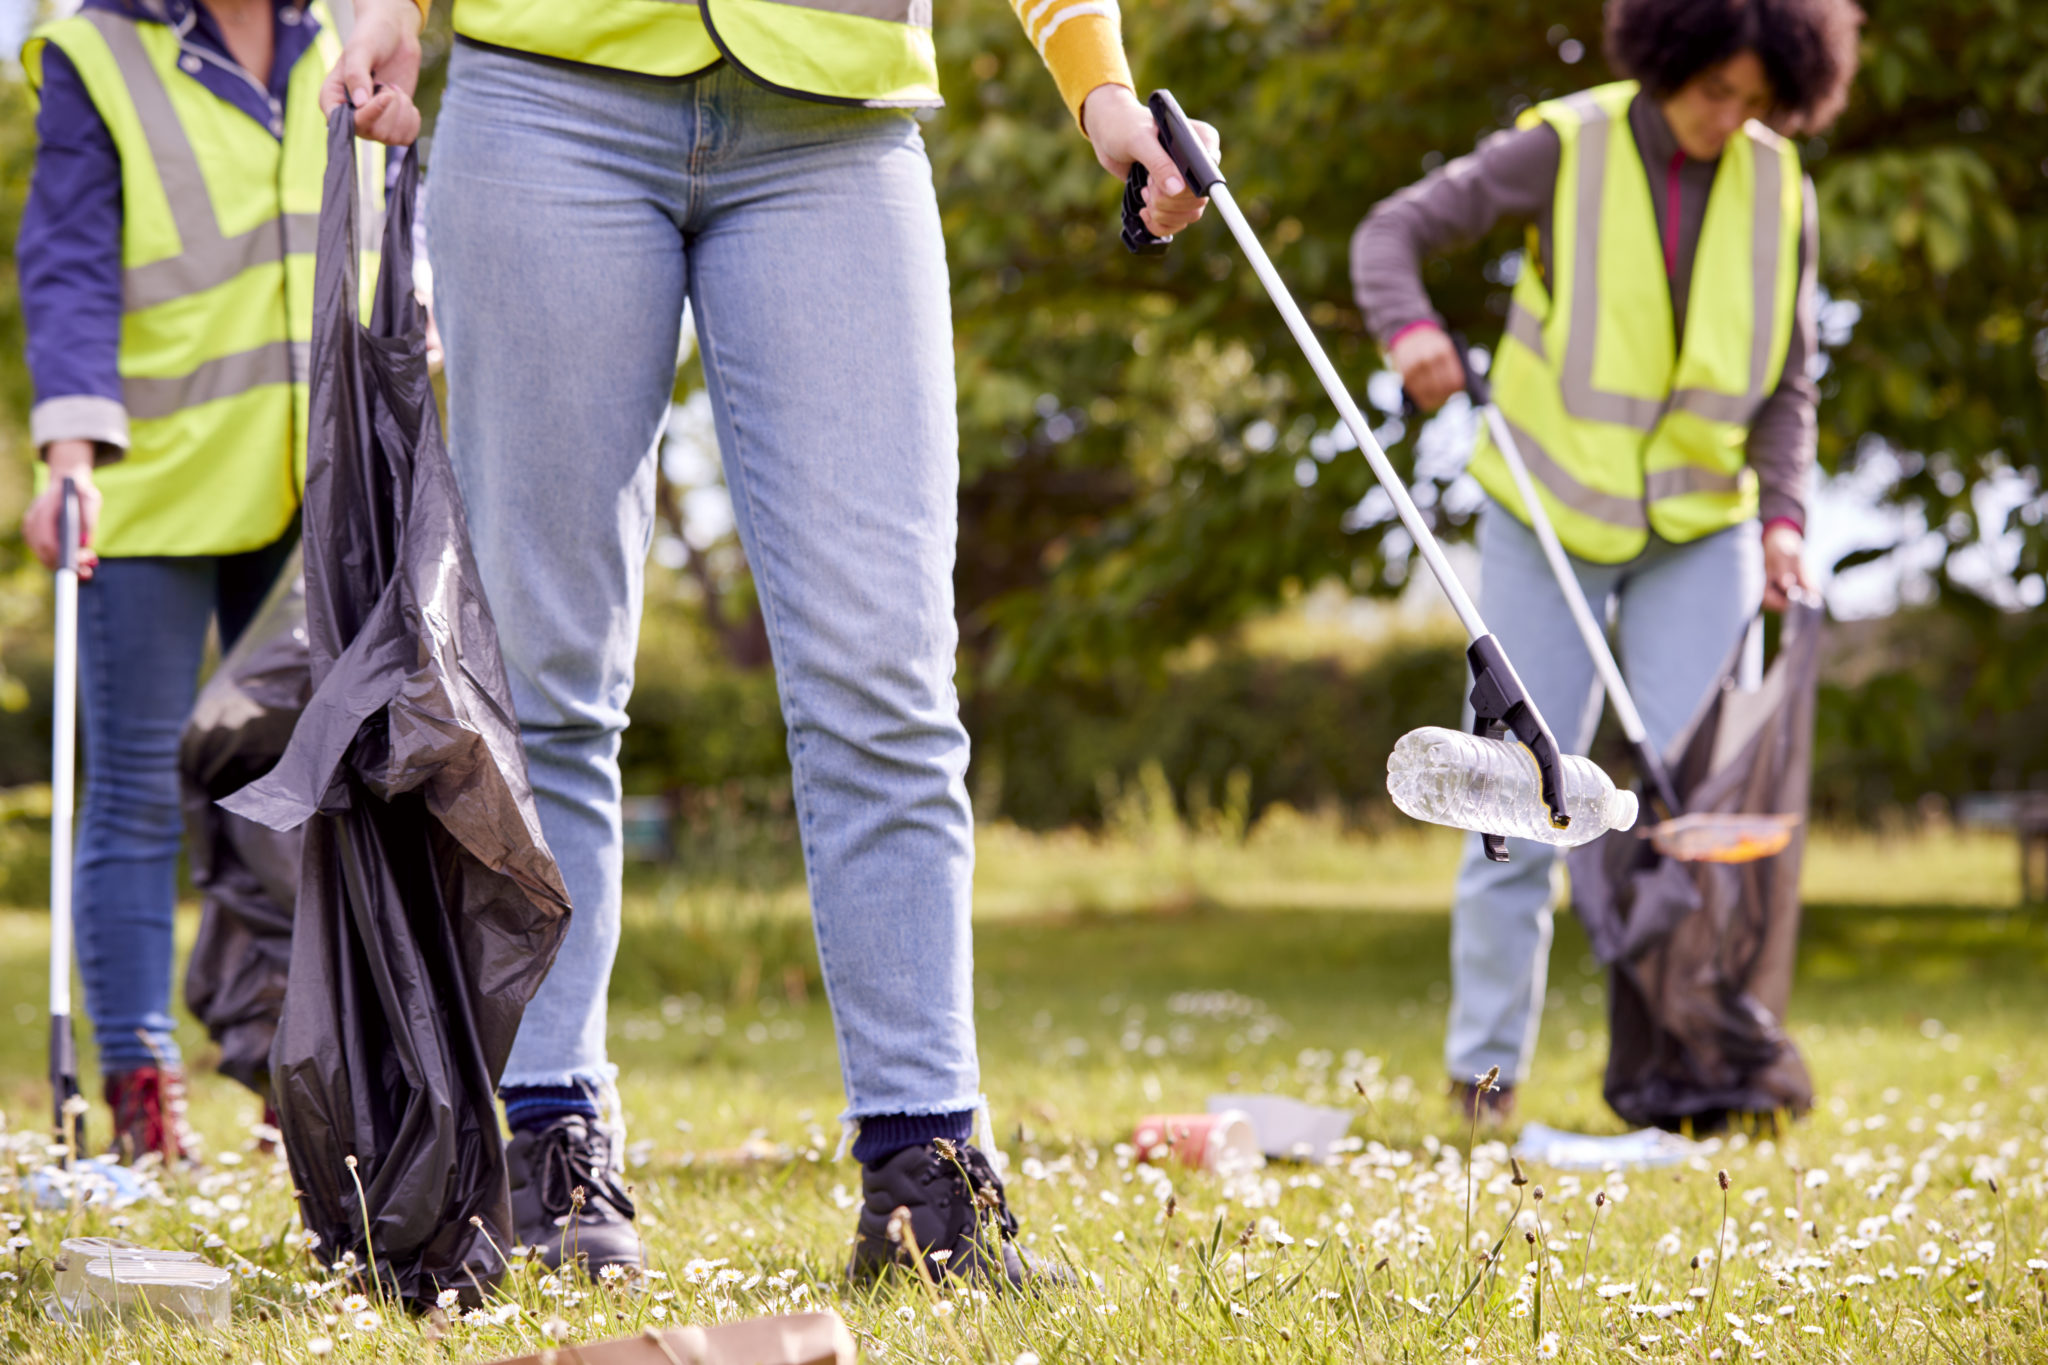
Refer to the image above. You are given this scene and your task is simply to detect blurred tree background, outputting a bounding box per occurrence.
[0,0,2042,840]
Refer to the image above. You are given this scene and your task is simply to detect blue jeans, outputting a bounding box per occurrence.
[1445,499,1762,1086]
[430,48,979,1119]
[76,537,296,1074]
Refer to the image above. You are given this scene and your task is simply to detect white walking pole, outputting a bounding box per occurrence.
[50,478,83,1147]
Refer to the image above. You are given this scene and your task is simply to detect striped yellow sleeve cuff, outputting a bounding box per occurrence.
[1011,0,1134,127]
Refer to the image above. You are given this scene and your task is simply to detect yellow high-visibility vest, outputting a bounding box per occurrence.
[453,0,941,107]
[1471,81,1802,564]
[23,5,381,558]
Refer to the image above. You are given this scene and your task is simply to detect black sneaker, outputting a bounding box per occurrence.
[507,1114,642,1274]
[848,1139,1066,1289]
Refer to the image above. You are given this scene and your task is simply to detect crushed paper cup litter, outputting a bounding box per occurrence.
[1133,1110,1264,1175]
[1207,1093,1355,1161]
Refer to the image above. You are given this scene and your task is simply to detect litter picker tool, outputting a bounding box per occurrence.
[50,477,83,1148]
[1122,90,1602,862]
[1443,344,1798,865]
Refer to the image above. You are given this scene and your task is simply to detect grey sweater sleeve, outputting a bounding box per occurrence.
[1350,122,1561,347]
[1747,175,1820,530]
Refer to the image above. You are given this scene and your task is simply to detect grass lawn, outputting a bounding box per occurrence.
[0,820,2041,1362]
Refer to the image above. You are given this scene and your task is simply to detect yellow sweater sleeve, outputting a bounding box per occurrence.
[1010,0,1134,128]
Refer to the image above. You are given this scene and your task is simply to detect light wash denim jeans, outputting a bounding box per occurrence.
[429,48,979,1120]
[75,538,296,1073]
[1445,498,1762,1087]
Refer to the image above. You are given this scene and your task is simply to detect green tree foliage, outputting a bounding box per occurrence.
[1,3,2043,822]
[1813,1,2048,583]
[931,0,2048,685]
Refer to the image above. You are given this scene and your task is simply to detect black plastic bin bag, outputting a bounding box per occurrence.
[222,111,572,1305]
[1568,601,1824,1132]
[182,558,309,1098]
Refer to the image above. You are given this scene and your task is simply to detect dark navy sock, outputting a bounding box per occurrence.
[853,1110,976,1167]
[501,1084,600,1133]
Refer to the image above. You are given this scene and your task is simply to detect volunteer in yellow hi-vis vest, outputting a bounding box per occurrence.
[16,0,404,1165]
[1351,0,1860,1121]
[326,0,1218,1278]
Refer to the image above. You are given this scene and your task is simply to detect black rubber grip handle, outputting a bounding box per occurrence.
[1121,89,1224,256]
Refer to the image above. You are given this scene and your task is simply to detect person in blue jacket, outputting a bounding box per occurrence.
[17,0,409,1163]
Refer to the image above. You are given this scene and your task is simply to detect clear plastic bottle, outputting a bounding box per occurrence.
[1386,726,1637,847]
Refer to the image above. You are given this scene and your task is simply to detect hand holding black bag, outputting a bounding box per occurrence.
[222,110,573,1305]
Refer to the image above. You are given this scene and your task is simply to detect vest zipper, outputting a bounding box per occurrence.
[169,0,294,136]
[1663,150,1683,280]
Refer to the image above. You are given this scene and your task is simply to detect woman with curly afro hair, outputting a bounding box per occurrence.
[1351,0,1861,1125]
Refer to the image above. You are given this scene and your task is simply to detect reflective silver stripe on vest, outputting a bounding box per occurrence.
[1560,94,1665,432]
[1503,299,1546,362]
[84,11,320,311]
[1644,465,1742,500]
[761,0,930,23]
[1499,413,1647,530]
[124,340,307,421]
[1661,386,1755,423]
[126,213,322,310]
[1667,134,1785,425]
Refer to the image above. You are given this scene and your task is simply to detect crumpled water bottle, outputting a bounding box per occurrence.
[1386,726,1637,847]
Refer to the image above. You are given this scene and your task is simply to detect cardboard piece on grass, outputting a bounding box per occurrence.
[1208,1094,1355,1161]
[483,1310,856,1365]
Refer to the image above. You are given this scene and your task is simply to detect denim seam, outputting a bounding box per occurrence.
[690,291,863,1111]
[839,1094,989,1124]
[499,1063,619,1090]
[686,78,703,227]
[76,577,113,1060]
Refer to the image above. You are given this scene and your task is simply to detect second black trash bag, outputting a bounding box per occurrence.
[182,558,308,1099]
[222,111,572,1304]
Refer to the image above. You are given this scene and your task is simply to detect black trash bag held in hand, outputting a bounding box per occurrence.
[222,111,572,1305]
[182,558,309,1099]
[1568,601,1824,1132]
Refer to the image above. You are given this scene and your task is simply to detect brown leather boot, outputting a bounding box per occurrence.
[104,1068,198,1166]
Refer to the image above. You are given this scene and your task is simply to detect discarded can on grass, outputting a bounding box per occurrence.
[1133,1109,1264,1175]
[48,1238,232,1330]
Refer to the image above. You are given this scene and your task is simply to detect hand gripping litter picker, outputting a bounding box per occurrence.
[49,478,84,1148]
[1443,346,1799,864]
[1121,91,1576,862]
